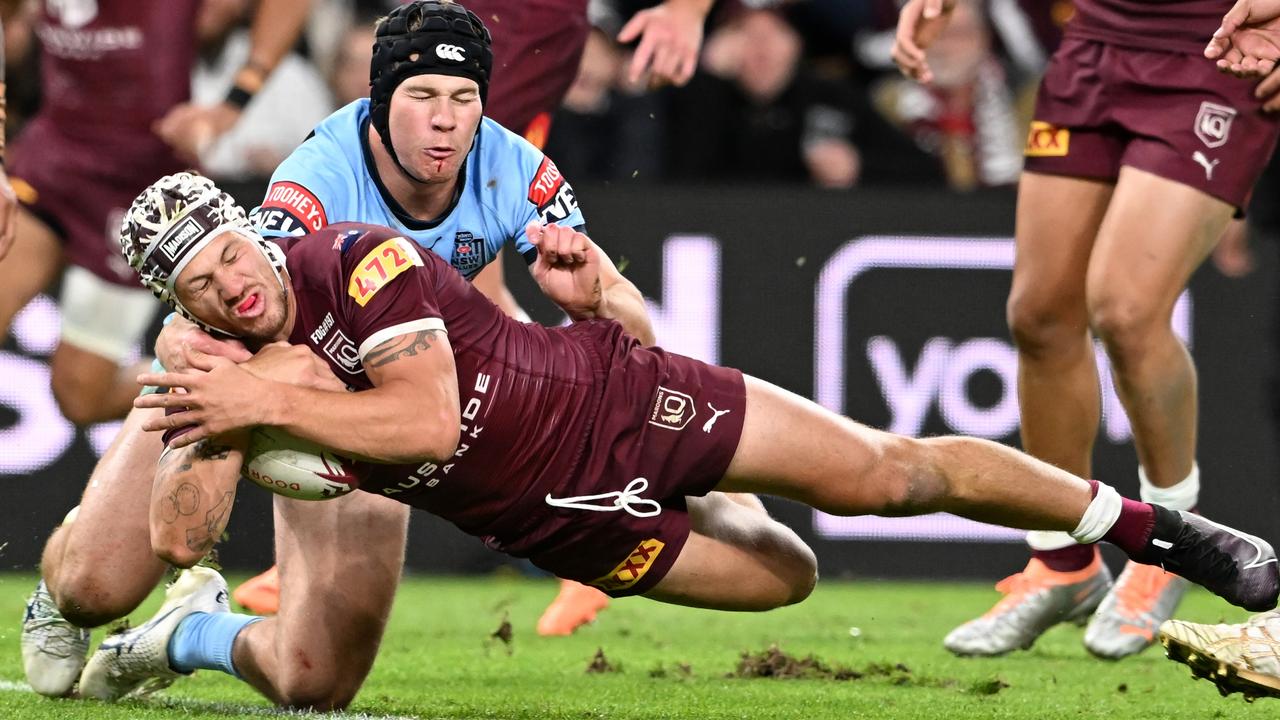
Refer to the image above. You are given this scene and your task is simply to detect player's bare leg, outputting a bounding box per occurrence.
[683,376,1275,612]
[646,491,817,610]
[537,491,772,633]
[1081,166,1233,657]
[78,490,410,708]
[24,406,169,696]
[2,206,152,425]
[229,493,409,709]
[0,206,62,336]
[943,171,1116,655]
[231,565,280,615]
[49,348,151,424]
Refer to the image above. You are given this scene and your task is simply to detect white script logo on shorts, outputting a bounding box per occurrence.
[1195,102,1237,149]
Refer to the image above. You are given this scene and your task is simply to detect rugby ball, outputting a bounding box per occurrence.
[241,426,364,501]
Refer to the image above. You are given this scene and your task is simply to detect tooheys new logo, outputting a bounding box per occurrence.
[251,182,328,236]
[527,157,579,224]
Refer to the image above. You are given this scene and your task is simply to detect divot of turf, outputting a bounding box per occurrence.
[730,644,859,681]
[587,648,620,674]
[490,614,513,646]
[649,662,693,679]
[730,645,961,689]
[968,678,1011,695]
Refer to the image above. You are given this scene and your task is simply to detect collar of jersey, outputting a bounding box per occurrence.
[359,115,469,232]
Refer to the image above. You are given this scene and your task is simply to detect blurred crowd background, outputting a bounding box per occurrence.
[0,0,1063,191]
[2,0,1276,266]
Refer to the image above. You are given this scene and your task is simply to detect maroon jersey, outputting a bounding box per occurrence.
[281,223,606,538]
[1065,0,1228,54]
[34,0,199,148]
[278,222,748,594]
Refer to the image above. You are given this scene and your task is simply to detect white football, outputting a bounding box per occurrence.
[241,426,363,501]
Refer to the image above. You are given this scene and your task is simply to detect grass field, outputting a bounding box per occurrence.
[0,572,1271,719]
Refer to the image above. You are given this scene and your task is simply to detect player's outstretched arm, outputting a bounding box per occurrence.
[527,222,655,345]
[891,0,957,84]
[153,0,312,162]
[136,342,454,464]
[1207,0,1280,75]
[150,432,250,568]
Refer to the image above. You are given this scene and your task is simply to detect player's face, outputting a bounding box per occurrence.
[174,231,290,342]
[388,74,483,184]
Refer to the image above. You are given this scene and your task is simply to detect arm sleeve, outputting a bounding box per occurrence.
[250,144,338,238]
[338,228,449,362]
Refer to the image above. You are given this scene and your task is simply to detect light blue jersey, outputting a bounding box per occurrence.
[250,99,584,279]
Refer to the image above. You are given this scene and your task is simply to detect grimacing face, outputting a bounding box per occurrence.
[387,73,483,184]
[174,231,290,342]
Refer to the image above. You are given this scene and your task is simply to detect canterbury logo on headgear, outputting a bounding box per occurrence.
[435,43,465,61]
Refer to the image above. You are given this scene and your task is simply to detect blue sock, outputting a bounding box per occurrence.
[167,612,263,678]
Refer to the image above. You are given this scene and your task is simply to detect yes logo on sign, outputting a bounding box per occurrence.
[347,237,423,307]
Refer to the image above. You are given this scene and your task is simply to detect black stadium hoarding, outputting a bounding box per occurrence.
[2,184,1276,579]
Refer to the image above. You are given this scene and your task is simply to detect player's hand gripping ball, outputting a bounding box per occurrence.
[241,426,366,501]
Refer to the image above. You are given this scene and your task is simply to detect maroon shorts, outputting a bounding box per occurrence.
[1024,38,1280,208]
[464,0,590,149]
[517,341,747,597]
[8,116,184,287]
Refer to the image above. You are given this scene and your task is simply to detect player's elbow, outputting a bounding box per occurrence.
[150,525,204,569]
[387,415,459,465]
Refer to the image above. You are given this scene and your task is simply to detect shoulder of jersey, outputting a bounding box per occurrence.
[254,103,368,237]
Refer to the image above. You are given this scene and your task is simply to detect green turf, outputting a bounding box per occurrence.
[0,572,1271,719]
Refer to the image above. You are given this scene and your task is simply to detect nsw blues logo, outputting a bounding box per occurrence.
[451,231,487,275]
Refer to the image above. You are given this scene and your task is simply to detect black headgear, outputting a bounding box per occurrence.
[369,1,492,175]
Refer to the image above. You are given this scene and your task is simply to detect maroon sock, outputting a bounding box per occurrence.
[1087,479,1158,558]
[1032,544,1096,572]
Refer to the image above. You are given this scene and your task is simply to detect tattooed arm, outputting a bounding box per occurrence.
[137,332,461,463]
[263,328,461,464]
[151,432,250,568]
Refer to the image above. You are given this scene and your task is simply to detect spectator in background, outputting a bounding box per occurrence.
[328,15,377,108]
[665,8,860,188]
[544,28,666,182]
[871,0,1022,190]
[192,0,332,180]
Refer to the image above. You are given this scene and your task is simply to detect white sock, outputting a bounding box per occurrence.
[1026,530,1078,551]
[1069,481,1123,545]
[1138,463,1199,512]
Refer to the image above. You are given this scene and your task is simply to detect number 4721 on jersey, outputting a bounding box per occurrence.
[348,237,424,307]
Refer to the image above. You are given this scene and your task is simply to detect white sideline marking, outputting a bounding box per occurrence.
[0,679,417,719]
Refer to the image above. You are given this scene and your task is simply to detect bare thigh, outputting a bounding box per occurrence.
[0,207,62,335]
[268,491,410,706]
[48,406,168,624]
[1086,166,1232,328]
[645,492,817,611]
[715,375,909,512]
[1007,171,1114,341]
